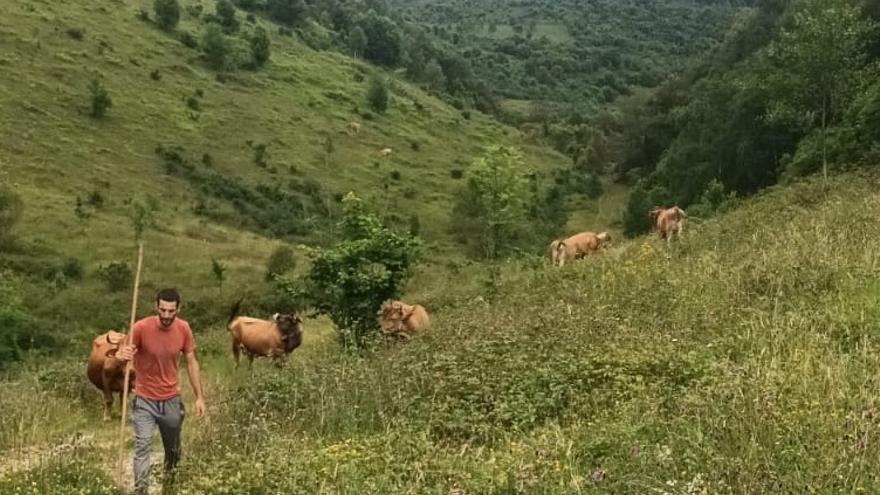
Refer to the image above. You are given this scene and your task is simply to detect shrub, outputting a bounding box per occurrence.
[149,68,162,80]
[66,27,84,40]
[186,95,200,111]
[409,140,420,151]
[389,170,401,181]
[154,0,181,31]
[461,110,471,120]
[216,0,239,32]
[136,8,151,22]
[186,3,204,18]
[61,258,83,281]
[0,186,23,248]
[266,245,296,281]
[250,26,271,67]
[86,190,105,208]
[303,193,420,347]
[179,30,199,48]
[97,261,132,292]
[366,75,389,114]
[202,23,228,70]
[88,75,112,119]
[202,152,214,167]
[450,169,464,179]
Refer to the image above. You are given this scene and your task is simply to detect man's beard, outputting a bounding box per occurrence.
[159,317,175,328]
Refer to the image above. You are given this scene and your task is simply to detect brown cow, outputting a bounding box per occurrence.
[550,231,611,266]
[379,147,393,157]
[650,206,687,243]
[348,121,361,135]
[86,330,135,421]
[227,301,303,369]
[378,300,430,339]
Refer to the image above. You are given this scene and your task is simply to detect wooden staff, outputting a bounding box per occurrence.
[116,241,144,480]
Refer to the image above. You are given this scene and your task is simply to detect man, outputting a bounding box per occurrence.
[117,288,206,495]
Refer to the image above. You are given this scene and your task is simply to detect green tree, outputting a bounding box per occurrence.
[348,26,367,58]
[452,146,529,259]
[366,75,389,113]
[250,26,271,67]
[360,14,403,66]
[88,75,112,119]
[423,59,446,91]
[767,0,874,180]
[268,0,306,26]
[154,0,181,31]
[202,23,228,70]
[304,193,420,348]
[266,245,296,281]
[216,0,239,32]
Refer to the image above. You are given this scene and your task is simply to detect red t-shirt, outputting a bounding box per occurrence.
[131,316,195,401]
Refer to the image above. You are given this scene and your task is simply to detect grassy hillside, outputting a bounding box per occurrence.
[4,171,880,493]
[0,0,578,350]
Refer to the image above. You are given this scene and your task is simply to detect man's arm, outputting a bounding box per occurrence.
[184,351,206,420]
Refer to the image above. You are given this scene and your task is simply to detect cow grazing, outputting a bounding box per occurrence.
[378,300,430,339]
[86,330,135,421]
[348,121,361,135]
[650,206,687,243]
[379,147,393,157]
[227,301,303,369]
[550,231,611,267]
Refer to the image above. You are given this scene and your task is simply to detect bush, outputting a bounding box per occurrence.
[268,0,306,26]
[66,27,84,40]
[409,140,420,151]
[450,169,464,179]
[250,26,271,67]
[154,0,181,31]
[202,23,228,70]
[179,30,199,48]
[97,261,132,292]
[366,75,389,114]
[88,75,112,119]
[202,152,214,167]
[0,186,23,248]
[389,170,401,181]
[86,190,104,208]
[61,258,83,281]
[303,193,420,347]
[266,245,296,281]
[216,0,239,32]
[186,95,200,111]
[149,68,162,80]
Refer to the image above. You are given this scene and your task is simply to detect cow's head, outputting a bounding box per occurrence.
[104,332,125,359]
[649,207,664,219]
[596,232,611,246]
[378,300,407,333]
[273,312,303,336]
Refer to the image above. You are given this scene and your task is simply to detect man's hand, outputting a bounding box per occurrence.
[115,344,136,362]
[194,397,206,421]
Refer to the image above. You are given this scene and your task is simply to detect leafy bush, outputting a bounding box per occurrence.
[87,75,112,119]
[97,261,132,292]
[302,193,420,347]
[66,27,84,40]
[216,0,239,32]
[154,0,181,31]
[179,30,199,48]
[202,23,228,70]
[149,68,162,80]
[250,26,271,67]
[266,245,296,281]
[61,258,83,281]
[366,75,389,114]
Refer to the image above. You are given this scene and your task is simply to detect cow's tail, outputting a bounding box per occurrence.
[554,240,567,266]
[227,297,244,330]
[676,206,687,218]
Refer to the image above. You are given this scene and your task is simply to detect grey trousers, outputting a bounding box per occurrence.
[132,395,185,494]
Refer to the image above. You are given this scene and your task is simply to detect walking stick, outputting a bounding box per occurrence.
[116,241,144,481]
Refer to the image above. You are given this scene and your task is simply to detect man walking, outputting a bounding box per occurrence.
[117,288,206,494]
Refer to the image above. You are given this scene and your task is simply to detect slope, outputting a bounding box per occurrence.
[4,171,880,493]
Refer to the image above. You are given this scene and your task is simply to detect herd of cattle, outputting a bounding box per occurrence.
[86,205,684,419]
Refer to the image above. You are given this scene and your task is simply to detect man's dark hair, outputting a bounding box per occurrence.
[156,288,181,306]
